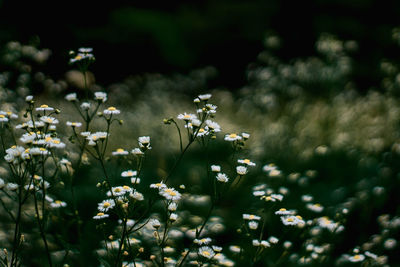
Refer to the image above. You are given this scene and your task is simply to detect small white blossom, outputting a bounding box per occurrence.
[50,200,67,208]
[94,92,107,102]
[198,94,212,101]
[80,102,91,110]
[160,187,181,201]
[169,213,178,221]
[93,212,109,219]
[236,166,248,175]
[248,221,259,230]
[65,93,77,101]
[211,165,221,172]
[199,246,215,259]
[194,238,212,245]
[348,254,365,262]
[216,173,229,183]
[177,113,197,121]
[112,148,129,156]
[104,106,120,115]
[224,133,242,142]
[121,170,137,177]
[36,104,54,111]
[98,199,115,212]
[66,121,82,127]
[243,214,261,221]
[238,159,256,166]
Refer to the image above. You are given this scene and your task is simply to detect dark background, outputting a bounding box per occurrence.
[1,0,400,90]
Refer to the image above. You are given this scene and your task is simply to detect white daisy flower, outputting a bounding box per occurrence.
[236,166,248,175]
[169,213,178,221]
[205,120,221,132]
[36,104,54,111]
[177,113,197,121]
[130,190,144,201]
[80,131,91,137]
[242,132,250,139]
[150,182,167,190]
[199,246,215,259]
[306,203,324,213]
[98,199,115,212]
[112,148,129,156]
[211,165,221,172]
[348,254,365,262]
[216,173,229,183]
[243,214,261,221]
[248,221,259,230]
[224,133,242,142]
[168,202,177,211]
[138,136,150,148]
[65,93,77,101]
[0,114,8,122]
[50,200,67,208]
[80,102,91,110]
[94,92,107,102]
[0,178,5,189]
[237,159,256,166]
[66,121,82,127]
[275,208,295,215]
[93,212,109,219]
[103,107,120,115]
[194,238,212,245]
[121,170,137,177]
[131,148,144,156]
[268,236,279,244]
[229,245,241,253]
[261,240,271,248]
[263,164,277,172]
[281,215,305,226]
[198,94,212,101]
[212,246,222,252]
[25,95,33,102]
[160,187,181,201]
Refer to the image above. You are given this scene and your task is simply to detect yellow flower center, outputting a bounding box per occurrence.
[243,159,251,164]
[75,55,82,60]
[0,115,5,118]
[229,133,237,138]
[123,185,130,190]
[203,251,210,256]
[279,208,287,211]
[103,202,111,208]
[55,200,62,204]
[199,128,205,133]
[40,104,48,108]
[183,114,191,119]
[287,218,294,222]
[354,255,360,259]
[108,107,116,111]
[116,148,124,152]
[97,212,104,216]
[53,140,60,144]
[40,148,46,151]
